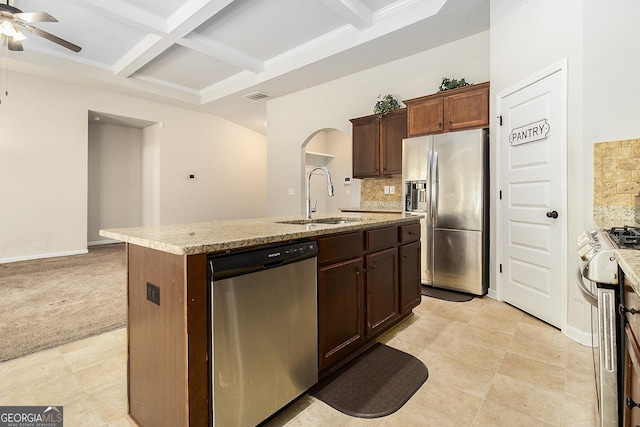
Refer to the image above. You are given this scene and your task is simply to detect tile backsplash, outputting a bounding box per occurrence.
[359,176,403,211]
[593,138,640,226]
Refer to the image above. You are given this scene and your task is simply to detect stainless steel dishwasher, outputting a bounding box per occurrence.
[208,240,318,427]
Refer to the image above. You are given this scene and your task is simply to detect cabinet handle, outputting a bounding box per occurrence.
[438,122,442,128]
[408,231,417,236]
[619,304,639,316]
[449,120,452,125]
[370,265,376,270]
[627,396,640,410]
[356,268,366,275]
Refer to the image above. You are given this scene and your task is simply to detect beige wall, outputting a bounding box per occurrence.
[0,72,267,262]
[266,31,490,217]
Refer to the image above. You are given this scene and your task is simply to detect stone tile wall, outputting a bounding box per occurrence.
[360,176,403,211]
[593,138,640,226]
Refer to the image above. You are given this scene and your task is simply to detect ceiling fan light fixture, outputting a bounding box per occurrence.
[0,19,17,37]
[11,27,25,41]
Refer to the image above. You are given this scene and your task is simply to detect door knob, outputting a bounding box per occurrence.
[546,210,559,219]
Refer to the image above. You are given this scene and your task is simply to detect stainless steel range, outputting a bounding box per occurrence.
[577,227,630,427]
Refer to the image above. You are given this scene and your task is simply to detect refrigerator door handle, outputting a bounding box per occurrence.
[427,151,433,222]
[432,151,438,225]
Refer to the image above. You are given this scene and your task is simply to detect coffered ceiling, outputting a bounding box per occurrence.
[3,0,489,133]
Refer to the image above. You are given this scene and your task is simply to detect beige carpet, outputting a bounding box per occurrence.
[0,244,126,362]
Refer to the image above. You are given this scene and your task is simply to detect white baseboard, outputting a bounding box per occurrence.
[563,323,594,347]
[0,249,89,264]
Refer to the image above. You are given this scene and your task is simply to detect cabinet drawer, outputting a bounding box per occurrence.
[399,223,420,243]
[365,226,397,252]
[317,232,363,265]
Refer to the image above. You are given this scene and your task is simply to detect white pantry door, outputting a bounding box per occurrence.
[497,63,567,328]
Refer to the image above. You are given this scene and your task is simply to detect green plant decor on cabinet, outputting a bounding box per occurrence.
[373,94,400,117]
[438,78,471,92]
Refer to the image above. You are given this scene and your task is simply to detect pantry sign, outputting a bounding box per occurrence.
[509,119,550,146]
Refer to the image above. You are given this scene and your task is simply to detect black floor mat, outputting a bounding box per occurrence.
[421,285,475,302]
[311,343,428,418]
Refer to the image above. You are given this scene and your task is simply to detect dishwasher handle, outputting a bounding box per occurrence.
[209,240,318,281]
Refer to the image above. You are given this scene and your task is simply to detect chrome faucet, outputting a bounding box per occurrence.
[306,166,335,220]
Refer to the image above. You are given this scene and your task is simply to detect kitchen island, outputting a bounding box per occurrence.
[100,212,421,427]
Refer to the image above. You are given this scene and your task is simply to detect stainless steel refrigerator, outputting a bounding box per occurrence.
[402,128,489,296]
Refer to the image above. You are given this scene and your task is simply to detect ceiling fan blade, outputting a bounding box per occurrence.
[15,12,57,23]
[23,25,81,52]
[7,38,23,51]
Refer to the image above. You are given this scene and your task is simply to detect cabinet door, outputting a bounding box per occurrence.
[444,85,489,132]
[407,97,444,137]
[318,257,365,371]
[381,109,407,175]
[365,248,398,336]
[351,117,380,178]
[399,241,421,315]
[625,325,640,427]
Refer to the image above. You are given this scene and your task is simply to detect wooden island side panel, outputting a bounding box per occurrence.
[127,244,208,427]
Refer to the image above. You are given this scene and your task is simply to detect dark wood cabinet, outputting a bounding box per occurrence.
[318,257,365,371]
[444,83,490,132]
[351,108,407,178]
[316,220,421,375]
[380,109,406,175]
[405,82,489,137]
[405,97,444,136]
[365,247,398,335]
[350,116,380,177]
[624,279,640,426]
[399,240,421,315]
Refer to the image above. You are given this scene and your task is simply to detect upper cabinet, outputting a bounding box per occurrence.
[350,108,407,178]
[404,82,489,137]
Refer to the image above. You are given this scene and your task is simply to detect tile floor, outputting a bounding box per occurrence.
[0,296,597,426]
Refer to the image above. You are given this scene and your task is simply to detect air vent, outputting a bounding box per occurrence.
[242,91,270,101]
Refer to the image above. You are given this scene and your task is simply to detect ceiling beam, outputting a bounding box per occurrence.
[319,0,373,30]
[113,0,237,77]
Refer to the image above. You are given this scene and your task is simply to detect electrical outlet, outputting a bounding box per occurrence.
[147,282,160,306]
[384,186,390,194]
[390,186,395,194]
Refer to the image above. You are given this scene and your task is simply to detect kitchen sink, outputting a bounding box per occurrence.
[276,217,364,226]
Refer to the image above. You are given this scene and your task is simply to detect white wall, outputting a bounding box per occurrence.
[305,129,353,214]
[583,0,640,225]
[489,0,640,341]
[490,0,586,340]
[0,71,267,262]
[267,31,490,217]
[87,123,143,245]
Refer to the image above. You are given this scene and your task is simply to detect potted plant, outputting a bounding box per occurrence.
[373,94,401,119]
[438,77,471,92]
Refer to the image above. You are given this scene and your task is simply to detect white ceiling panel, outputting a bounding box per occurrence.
[3,0,489,134]
[121,0,184,20]
[15,0,149,64]
[136,44,243,90]
[193,0,345,60]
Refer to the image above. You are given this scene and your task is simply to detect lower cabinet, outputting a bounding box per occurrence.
[399,241,421,315]
[624,280,640,426]
[365,247,398,336]
[316,221,421,375]
[318,257,365,371]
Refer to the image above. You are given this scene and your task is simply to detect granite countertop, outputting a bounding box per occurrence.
[100,212,421,256]
[616,250,640,295]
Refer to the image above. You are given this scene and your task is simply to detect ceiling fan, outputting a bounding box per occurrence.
[0,1,81,52]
